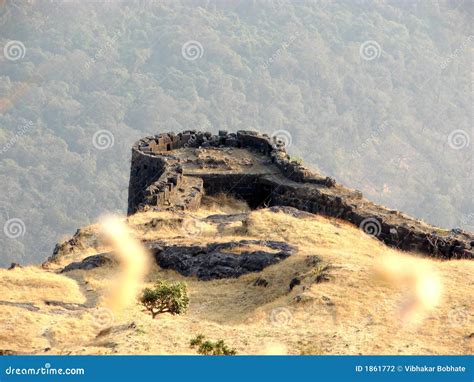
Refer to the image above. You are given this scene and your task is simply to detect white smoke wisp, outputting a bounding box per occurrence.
[99,215,151,312]
[374,253,442,325]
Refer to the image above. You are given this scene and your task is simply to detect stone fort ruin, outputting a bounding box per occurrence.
[127,130,473,260]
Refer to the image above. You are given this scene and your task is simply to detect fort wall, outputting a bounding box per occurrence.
[127,130,474,259]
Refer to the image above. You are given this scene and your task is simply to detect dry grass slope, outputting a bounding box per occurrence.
[1,199,472,355]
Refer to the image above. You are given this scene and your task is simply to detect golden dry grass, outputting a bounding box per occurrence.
[0,266,85,304]
[0,205,472,355]
[201,193,251,214]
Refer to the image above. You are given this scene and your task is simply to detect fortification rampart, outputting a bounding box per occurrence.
[127,130,474,260]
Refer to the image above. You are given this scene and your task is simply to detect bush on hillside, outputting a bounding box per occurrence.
[140,280,189,318]
[190,334,237,355]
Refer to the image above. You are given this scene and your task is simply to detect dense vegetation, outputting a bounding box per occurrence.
[0,1,471,266]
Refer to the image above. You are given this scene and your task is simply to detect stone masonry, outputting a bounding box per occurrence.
[127,130,474,260]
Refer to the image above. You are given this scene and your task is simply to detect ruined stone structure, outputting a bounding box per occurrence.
[128,130,474,260]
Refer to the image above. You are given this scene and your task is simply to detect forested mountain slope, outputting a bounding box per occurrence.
[0,0,472,266]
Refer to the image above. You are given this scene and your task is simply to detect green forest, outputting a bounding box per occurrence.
[0,0,472,266]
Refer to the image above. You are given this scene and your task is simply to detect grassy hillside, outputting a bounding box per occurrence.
[1,203,472,355]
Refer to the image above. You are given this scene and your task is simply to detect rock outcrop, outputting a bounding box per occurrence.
[60,253,115,273]
[149,240,295,280]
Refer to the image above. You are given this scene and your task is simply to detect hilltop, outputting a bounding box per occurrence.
[0,131,472,355]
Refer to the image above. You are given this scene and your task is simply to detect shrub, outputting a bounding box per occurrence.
[313,263,331,283]
[290,156,303,165]
[302,261,332,284]
[140,280,189,318]
[190,334,237,355]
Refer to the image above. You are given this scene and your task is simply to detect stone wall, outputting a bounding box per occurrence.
[127,130,474,259]
[127,129,330,213]
[269,184,472,259]
[127,149,170,214]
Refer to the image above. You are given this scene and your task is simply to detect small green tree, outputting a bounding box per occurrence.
[140,280,189,318]
[190,334,237,355]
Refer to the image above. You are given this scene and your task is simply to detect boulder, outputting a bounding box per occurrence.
[60,253,115,273]
[152,240,294,280]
